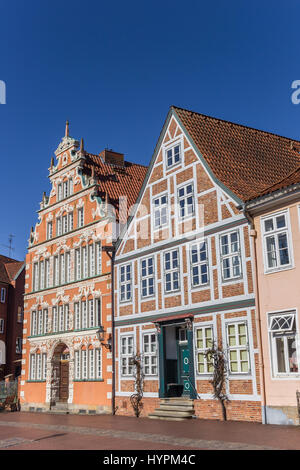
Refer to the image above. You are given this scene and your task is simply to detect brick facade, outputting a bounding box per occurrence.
[114,110,261,423]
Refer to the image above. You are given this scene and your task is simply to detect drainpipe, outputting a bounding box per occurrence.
[102,242,116,415]
[239,204,267,425]
[111,243,116,415]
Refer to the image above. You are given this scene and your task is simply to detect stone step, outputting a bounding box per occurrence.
[160,401,194,408]
[53,402,69,409]
[149,409,194,418]
[159,404,195,412]
[47,409,70,414]
[148,413,193,421]
[160,398,194,404]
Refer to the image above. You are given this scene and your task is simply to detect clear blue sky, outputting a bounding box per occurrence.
[1,0,300,260]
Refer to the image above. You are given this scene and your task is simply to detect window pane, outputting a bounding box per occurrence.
[288,337,298,372]
[275,337,286,373]
[276,215,286,229]
[264,219,274,232]
[266,236,277,268]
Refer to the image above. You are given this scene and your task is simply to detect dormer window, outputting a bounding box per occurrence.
[166,143,181,168]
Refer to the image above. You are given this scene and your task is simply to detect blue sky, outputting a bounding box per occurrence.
[1,0,300,260]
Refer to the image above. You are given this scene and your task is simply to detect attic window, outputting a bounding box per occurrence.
[166,143,181,168]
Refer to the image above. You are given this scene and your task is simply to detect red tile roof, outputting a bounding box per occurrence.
[249,165,300,200]
[83,153,148,218]
[173,106,300,202]
[0,255,24,284]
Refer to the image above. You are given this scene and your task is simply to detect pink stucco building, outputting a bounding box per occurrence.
[245,167,300,425]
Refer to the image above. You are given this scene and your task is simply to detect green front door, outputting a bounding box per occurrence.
[178,344,191,396]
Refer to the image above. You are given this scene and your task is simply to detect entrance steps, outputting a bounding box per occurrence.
[48,402,69,414]
[148,398,195,421]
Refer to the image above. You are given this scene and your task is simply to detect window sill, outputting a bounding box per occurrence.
[272,373,300,379]
[191,282,210,290]
[264,264,294,275]
[166,162,182,172]
[221,275,243,284]
[26,380,46,383]
[74,379,104,382]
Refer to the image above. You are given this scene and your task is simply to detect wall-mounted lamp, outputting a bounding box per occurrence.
[96,327,112,351]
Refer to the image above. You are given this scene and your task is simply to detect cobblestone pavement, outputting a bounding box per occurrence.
[0,412,299,450]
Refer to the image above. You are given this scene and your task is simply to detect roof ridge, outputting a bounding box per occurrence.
[171,105,300,145]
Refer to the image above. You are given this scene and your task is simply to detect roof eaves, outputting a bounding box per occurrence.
[13,262,25,281]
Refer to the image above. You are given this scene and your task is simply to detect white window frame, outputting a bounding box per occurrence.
[190,240,209,288]
[0,288,6,303]
[56,217,62,236]
[140,256,155,298]
[68,212,74,232]
[74,302,80,330]
[142,332,158,376]
[226,321,250,375]
[47,221,53,240]
[96,242,102,275]
[119,264,132,303]
[261,210,293,274]
[164,249,180,293]
[54,256,59,286]
[268,310,300,378]
[165,141,182,169]
[120,334,134,376]
[74,347,102,381]
[66,252,71,283]
[45,258,50,288]
[78,207,84,228]
[52,307,58,333]
[31,311,37,336]
[57,183,62,202]
[152,193,168,230]
[220,230,242,281]
[177,182,195,220]
[194,324,214,375]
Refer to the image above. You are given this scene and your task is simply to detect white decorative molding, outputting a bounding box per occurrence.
[51,289,70,306]
[55,136,79,157]
[56,203,74,217]
[76,198,84,209]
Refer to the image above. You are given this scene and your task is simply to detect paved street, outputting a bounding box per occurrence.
[0,411,299,450]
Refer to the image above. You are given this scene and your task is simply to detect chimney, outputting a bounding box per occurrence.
[99,149,124,167]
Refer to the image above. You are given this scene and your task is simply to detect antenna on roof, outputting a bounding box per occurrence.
[1,234,15,257]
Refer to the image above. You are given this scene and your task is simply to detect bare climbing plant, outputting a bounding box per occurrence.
[205,341,229,421]
[129,353,145,418]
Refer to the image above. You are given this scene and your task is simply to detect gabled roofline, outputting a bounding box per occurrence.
[115,108,174,250]
[172,107,243,206]
[115,106,244,251]
[13,262,25,281]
